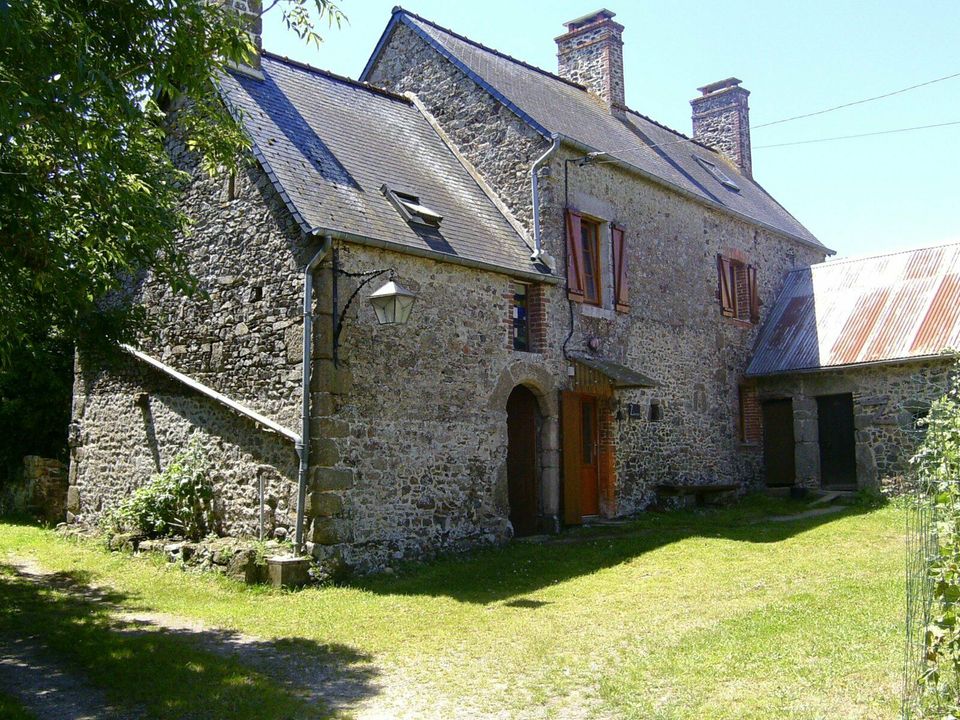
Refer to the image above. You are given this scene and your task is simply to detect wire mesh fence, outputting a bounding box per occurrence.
[904,490,935,719]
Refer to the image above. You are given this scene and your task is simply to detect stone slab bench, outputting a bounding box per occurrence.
[655,482,741,507]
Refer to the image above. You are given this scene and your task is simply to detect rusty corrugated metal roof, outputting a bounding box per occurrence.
[747,243,960,376]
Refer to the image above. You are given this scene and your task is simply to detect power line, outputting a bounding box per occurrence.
[754,119,960,148]
[753,71,960,129]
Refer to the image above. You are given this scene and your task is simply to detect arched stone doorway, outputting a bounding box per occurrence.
[507,385,541,536]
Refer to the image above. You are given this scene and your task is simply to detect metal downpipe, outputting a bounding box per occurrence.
[530,134,560,263]
[295,235,333,554]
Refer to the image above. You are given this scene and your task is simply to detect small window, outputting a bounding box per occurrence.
[382,184,443,227]
[648,400,662,422]
[580,218,601,305]
[512,283,529,352]
[694,155,740,192]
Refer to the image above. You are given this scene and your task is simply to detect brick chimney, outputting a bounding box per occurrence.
[556,9,625,108]
[223,0,262,72]
[691,78,752,177]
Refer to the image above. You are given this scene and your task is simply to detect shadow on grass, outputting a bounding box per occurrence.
[0,564,379,719]
[353,494,877,604]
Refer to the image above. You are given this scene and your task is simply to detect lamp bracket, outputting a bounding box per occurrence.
[333,267,397,365]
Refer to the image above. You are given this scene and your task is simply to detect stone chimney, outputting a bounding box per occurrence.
[556,9,625,108]
[223,0,262,72]
[691,78,752,177]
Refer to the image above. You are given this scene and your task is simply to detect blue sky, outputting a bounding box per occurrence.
[262,1,960,259]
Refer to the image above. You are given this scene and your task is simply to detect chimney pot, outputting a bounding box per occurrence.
[691,78,752,177]
[556,9,625,108]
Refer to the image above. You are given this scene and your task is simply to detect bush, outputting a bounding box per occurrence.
[106,438,216,541]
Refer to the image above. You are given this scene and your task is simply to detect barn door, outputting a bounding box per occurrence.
[762,399,796,487]
[817,393,857,489]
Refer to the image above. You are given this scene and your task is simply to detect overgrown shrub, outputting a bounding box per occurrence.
[911,372,960,717]
[106,438,216,541]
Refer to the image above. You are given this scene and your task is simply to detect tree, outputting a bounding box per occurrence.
[0,0,342,470]
[0,0,343,362]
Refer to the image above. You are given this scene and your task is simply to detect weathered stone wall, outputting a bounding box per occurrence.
[754,359,956,491]
[69,143,311,537]
[307,242,560,571]
[537,148,824,513]
[367,22,827,519]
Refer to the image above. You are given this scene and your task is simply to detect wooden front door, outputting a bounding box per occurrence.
[561,391,602,524]
[762,399,796,487]
[507,386,539,537]
[817,393,857,489]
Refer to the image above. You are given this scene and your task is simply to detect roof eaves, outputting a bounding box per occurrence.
[361,10,553,140]
[746,351,958,378]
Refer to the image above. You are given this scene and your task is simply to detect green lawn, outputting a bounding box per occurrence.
[0,496,904,719]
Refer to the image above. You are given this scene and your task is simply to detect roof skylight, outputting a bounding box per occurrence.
[693,155,740,192]
[382,185,443,227]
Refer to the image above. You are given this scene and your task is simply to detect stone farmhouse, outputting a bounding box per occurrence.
[67,7,955,571]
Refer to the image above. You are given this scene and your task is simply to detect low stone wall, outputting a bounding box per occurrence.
[0,456,67,523]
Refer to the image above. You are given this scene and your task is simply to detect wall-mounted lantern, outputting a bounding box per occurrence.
[368,280,417,326]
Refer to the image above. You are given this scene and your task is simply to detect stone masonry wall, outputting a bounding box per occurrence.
[367,21,827,519]
[755,359,956,491]
[307,241,560,571]
[70,357,299,536]
[69,143,312,537]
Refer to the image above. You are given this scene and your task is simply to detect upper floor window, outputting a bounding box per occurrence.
[717,254,759,323]
[512,282,529,351]
[580,218,601,305]
[565,209,630,313]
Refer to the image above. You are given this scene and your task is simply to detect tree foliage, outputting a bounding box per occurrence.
[0,0,343,362]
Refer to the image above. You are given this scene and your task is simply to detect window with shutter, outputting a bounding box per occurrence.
[580,219,601,305]
[718,254,760,324]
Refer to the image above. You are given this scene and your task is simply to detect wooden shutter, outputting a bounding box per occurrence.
[747,264,760,323]
[565,210,585,301]
[561,391,582,525]
[611,224,630,313]
[717,255,735,317]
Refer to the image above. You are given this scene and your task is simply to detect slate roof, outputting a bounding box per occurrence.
[219,53,548,279]
[746,243,960,376]
[362,8,827,251]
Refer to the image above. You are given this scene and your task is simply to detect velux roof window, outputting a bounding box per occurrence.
[382,184,443,227]
[693,155,740,192]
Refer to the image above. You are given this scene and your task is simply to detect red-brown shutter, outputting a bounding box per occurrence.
[747,264,760,323]
[565,209,585,301]
[717,255,735,317]
[611,224,629,313]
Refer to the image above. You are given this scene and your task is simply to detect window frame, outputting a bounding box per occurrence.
[579,217,602,306]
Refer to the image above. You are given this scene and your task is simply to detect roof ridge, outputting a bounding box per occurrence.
[787,240,960,274]
[259,50,412,104]
[394,7,588,92]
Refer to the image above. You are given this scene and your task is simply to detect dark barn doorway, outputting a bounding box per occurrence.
[507,385,540,536]
[762,399,796,487]
[817,393,857,489]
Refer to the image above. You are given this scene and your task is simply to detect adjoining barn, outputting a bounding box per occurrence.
[745,243,960,493]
